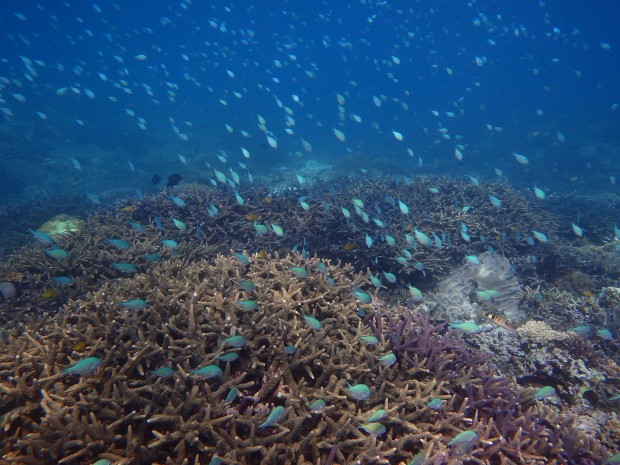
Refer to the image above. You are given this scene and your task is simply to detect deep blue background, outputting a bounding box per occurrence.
[0,0,618,199]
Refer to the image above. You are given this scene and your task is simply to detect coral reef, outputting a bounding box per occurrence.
[0,176,560,327]
[0,175,618,464]
[0,252,615,464]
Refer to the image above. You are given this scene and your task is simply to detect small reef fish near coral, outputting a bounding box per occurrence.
[0,1,619,465]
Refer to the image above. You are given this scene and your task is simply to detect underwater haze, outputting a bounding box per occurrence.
[0,0,618,203]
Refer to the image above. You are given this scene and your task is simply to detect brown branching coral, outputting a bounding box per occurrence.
[1,252,614,464]
[0,176,617,465]
[0,176,559,327]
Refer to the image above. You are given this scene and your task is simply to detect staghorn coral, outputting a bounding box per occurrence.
[0,175,618,464]
[0,176,558,328]
[1,253,613,465]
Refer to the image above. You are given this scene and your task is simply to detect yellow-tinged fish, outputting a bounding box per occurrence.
[343,241,357,251]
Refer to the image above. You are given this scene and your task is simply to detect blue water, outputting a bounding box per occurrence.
[0,0,618,199]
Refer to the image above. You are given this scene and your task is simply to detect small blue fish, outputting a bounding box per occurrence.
[46,248,68,260]
[373,218,386,228]
[383,271,397,284]
[284,345,297,355]
[366,409,387,423]
[161,239,178,249]
[448,430,478,454]
[271,224,284,237]
[111,262,137,273]
[596,329,613,340]
[119,299,147,310]
[407,285,423,301]
[218,352,240,362]
[108,239,130,250]
[359,422,385,435]
[259,405,285,429]
[253,223,269,235]
[237,299,258,311]
[398,199,410,215]
[534,186,546,200]
[347,383,371,401]
[317,262,327,273]
[532,230,548,243]
[427,397,443,410]
[128,221,145,233]
[149,367,175,378]
[234,253,250,265]
[291,267,308,279]
[207,204,219,218]
[28,228,54,245]
[308,399,326,412]
[359,335,379,345]
[571,325,591,335]
[513,152,529,166]
[62,356,101,375]
[303,315,322,330]
[489,195,502,208]
[604,453,620,464]
[233,190,244,206]
[238,280,256,292]
[369,275,382,288]
[354,287,372,304]
[465,255,480,265]
[144,253,162,262]
[414,229,432,247]
[52,276,73,285]
[223,335,246,348]
[191,365,222,379]
[450,321,482,334]
[378,353,397,366]
[224,387,240,404]
[408,451,425,465]
[385,234,396,246]
[533,386,556,400]
[172,218,187,231]
[170,195,186,207]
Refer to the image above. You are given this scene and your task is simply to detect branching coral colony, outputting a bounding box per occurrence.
[0,253,613,464]
[0,176,618,464]
[0,175,563,326]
